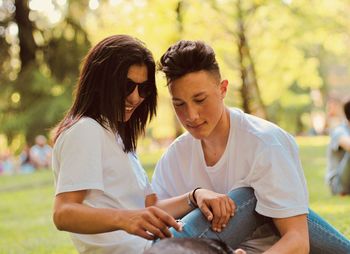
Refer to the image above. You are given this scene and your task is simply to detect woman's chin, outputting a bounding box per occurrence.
[124,111,133,122]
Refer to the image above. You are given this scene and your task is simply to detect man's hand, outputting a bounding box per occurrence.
[120,206,182,240]
[194,189,236,232]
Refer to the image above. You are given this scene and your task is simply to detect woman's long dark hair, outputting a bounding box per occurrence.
[54,35,157,152]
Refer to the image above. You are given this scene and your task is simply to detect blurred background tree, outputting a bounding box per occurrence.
[0,0,90,149]
[0,0,349,152]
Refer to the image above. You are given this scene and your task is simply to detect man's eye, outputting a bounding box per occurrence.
[195,98,206,104]
[174,103,184,107]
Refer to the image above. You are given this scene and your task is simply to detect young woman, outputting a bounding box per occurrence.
[52,35,182,253]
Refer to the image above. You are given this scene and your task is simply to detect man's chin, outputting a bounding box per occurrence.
[187,130,207,140]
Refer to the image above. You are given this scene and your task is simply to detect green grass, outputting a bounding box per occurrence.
[298,136,350,237]
[0,136,349,253]
[0,171,74,254]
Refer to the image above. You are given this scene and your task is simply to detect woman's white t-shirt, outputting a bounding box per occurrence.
[52,117,153,254]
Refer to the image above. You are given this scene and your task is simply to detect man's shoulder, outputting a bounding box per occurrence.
[229,107,291,146]
[168,132,194,151]
[156,132,195,169]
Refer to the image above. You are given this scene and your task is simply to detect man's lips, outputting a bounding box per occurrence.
[187,122,206,129]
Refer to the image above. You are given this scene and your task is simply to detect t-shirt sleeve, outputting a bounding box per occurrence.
[140,161,154,196]
[55,121,104,195]
[330,126,348,151]
[248,143,309,218]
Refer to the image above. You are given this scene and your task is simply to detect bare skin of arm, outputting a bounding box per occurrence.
[263,214,309,254]
[53,190,182,240]
[339,135,350,152]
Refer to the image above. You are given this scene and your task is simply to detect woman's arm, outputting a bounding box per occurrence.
[53,190,181,240]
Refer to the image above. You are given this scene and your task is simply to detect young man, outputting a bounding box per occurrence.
[326,99,350,195]
[152,40,350,253]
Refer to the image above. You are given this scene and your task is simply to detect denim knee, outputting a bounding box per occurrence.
[227,187,256,210]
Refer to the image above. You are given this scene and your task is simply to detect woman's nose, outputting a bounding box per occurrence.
[127,87,142,104]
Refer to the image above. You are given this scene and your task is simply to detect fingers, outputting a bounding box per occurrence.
[210,199,222,232]
[218,198,230,230]
[125,207,181,240]
[199,202,214,221]
[134,228,156,240]
[228,198,236,216]
[196,190,237,233]
[144,213,172,238]
[211,196,234,232]
[152,207,182,232]
[143,221,168,239]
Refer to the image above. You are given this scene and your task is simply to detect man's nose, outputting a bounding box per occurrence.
[186,106,199,122]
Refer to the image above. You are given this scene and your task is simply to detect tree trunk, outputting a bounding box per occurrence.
[237,21,251,114]
[14,0,37,71]
[236,0,268,119]
[173,0,185,138]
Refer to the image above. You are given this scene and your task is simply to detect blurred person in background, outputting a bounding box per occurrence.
[19,144,35,174]
[30,135,52,169]
[326,98,350,196]
[0,149,15,175]
[325,95,344,133]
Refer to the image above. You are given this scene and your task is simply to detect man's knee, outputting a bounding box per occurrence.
[227,187,256,209]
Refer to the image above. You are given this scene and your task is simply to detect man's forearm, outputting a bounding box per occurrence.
[264,231,309,254]
[149,193,193,219]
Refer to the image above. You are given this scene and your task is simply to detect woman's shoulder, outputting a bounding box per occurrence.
[59,117,104,141]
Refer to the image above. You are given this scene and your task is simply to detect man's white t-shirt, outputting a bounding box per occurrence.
[52,117,153,254]
[152,108,309,252]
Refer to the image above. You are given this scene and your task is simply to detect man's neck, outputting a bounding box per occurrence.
[201,107,230,166]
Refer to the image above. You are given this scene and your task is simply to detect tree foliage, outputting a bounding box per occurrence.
[0,0,349,147]
[0,0,90,144]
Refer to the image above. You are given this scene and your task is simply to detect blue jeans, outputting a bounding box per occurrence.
[170,187,350,254]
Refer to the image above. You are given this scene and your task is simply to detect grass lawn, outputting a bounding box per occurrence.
[0,136,349,253]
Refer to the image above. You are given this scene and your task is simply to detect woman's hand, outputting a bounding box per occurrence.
[194,189,236,232]
[120,206,182,240]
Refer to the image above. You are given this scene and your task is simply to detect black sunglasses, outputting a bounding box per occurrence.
[125,78,153,98]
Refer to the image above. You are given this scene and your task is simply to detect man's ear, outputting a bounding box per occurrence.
[220,80,229,98]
